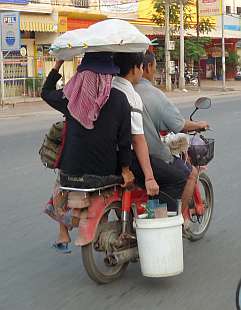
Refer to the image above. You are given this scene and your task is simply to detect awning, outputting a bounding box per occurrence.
[129,18,163,35]
[20,14,57,32]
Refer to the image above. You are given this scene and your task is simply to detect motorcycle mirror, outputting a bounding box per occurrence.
[194,97,211,110]
[236,279,241,310]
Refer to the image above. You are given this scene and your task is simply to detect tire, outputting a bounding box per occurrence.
[236,278,241,310]
[185,172,214,242]
[81,202,129,284]
[190,78,198,87]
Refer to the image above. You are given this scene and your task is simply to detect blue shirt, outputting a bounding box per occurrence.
[135,78,185,163]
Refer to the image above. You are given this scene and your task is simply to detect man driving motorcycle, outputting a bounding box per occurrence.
[135,51,209,226]
[113,52,187,208]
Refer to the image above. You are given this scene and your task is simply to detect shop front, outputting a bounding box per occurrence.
[2,12,58,98]
[201,38,238,80]
[56,12,107,81]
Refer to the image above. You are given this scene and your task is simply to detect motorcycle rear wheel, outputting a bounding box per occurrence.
[185,172,214,241]
[81,202,129,284]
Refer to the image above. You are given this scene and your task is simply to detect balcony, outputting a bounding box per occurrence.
[71,0,89,8]
[30,0,89,8]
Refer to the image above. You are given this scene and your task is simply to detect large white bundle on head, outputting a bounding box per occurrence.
[50,19,151,60]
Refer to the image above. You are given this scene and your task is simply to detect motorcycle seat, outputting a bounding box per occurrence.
[60,172,123,192]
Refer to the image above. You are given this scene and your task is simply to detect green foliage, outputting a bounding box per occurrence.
[171,37,211,63]
[155,46,165,61]
[226,51,239,68]
[152,0,215,34]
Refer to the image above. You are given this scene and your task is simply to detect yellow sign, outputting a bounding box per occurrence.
[138,0,216,28]
[58,16,67,33]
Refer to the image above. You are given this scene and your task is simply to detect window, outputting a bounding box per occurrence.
[226,6,231,14]
[237,7,241,14]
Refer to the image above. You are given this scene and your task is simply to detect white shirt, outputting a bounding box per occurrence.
[112,76,144,135]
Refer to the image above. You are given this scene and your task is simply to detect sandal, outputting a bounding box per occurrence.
[52,242,72,254]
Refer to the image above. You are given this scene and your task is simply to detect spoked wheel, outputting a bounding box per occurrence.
[185,172,214,241]
[236,278,241,310]
[81,202,129,284]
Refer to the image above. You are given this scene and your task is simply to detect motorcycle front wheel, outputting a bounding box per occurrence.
[81,202,129,284]
[236,278,241,310]
[185,172,214,241]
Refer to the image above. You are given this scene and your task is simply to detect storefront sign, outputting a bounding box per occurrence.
[100,0,137,13]
[224,25,241,31]
[67,18,98,31]
[0,12,20,51]
[199,0,221,17]
[58,16,67,33]
[207,46,229,57]
[0,0,28,3]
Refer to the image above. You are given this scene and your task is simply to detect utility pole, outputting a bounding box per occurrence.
[0,49,4,109]
[179,0,185,90]
[165,1,172,91]
[221,0,226,90]
[196,0,201,87]
[196,0,200,39]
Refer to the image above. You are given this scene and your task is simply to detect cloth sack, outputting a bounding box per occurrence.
[39,121,65,169]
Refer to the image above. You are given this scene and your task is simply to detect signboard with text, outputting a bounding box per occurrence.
[0,12,20,51]
[199,0,221,17]
[100,0,137,13]
[0,0,28,4]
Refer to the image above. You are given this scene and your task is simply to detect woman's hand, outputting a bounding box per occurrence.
[121,167,135,188]
[54,60,64,72]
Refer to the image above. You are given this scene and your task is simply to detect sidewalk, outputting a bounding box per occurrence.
[0,99,57,119]
[165,79,241,99]
[1,79,241,119]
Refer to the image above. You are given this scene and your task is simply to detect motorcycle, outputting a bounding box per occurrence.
[185,70,199,87]
[60,97,214,284]
[236,278,241,309]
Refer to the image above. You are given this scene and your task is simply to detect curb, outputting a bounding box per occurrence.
[0,110,60,119]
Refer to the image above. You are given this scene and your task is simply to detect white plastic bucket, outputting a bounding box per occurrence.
[135,215,184,277]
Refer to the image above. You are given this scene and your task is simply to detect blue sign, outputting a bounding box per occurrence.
[0,0,28,3]
[0,12,20,51]
[224,25,241,31]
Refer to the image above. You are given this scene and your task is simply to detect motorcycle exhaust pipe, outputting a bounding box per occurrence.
[104,247,138,266]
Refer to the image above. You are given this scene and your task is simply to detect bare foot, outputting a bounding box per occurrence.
[57,224,71,244]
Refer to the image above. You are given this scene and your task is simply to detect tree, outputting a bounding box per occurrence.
[171,36,211,63]
[226,51,239,69]
[152,0,215,35]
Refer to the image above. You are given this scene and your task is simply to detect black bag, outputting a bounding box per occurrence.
[39,121,65,169]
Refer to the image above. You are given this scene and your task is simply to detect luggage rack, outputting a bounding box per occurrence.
[60,183,120,193]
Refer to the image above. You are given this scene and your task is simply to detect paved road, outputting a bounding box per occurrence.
[1,94,241,310]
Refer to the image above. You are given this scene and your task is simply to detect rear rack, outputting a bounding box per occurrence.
[60,184,120,193]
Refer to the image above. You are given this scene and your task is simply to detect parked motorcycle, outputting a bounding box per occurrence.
[185,70,199,87]
[60,97,214,284]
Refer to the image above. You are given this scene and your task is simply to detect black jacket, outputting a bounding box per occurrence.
[41,69,132,176]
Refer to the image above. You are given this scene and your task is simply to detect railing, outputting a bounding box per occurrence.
[30,0,52,3]
[71,0,89,7]
[1,55,56,101]
[55,0,89,7]
[1,54,82,103]
[30,0,89,8]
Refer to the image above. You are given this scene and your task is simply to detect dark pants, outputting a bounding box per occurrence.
[131,153,188,211]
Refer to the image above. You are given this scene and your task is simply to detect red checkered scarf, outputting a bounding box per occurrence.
[63,70,112,129]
